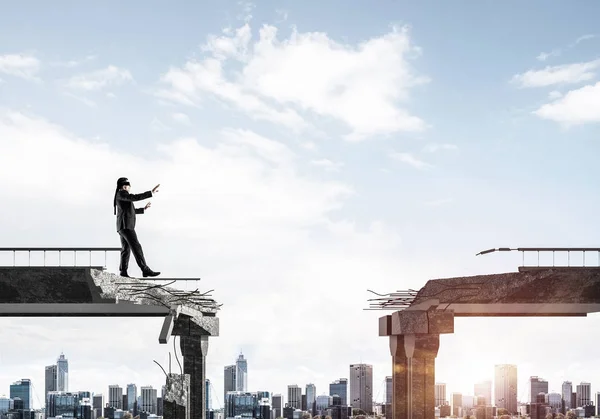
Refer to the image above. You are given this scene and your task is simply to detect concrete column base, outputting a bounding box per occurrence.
[390,334,440,419]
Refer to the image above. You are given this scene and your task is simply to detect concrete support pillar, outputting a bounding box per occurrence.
[379,307,454,419]
[390,334,439,419]
[179,334,209,419]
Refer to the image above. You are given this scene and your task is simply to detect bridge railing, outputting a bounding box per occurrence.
[476,247,600,268]
[0,247,121,268]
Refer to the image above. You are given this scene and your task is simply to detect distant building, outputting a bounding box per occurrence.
[451,393,462,417]
[109,385,123,410]
[576,382,591,407]
[287,386,301,410]
[47,391,92,419]
[474,381,492,407]
[305,384,316,413]
[494,364,518,414]
[224,365,236,402]
[435,383,446,407]
[10,379,32,410]
[546,392,562,411]
[206,379,212,418]
[126,384,137,413]
[562,382,572,410]
[45,365,58,409]
[140,386,157,414]
[92,394,104,419]
[349,364,373,414]
[315,395,332,415]
[271,394,282,419]
[329,379,348,406]
[384,377,392,419]
[236,353,248,392]
[57,353,69,392]
[225,391,270,419]
[530,376,549,404]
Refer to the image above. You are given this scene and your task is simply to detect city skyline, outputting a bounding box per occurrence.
[2,0,600,412]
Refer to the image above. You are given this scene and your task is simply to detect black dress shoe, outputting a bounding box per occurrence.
[120,271,131,278]
[142,269,161,277]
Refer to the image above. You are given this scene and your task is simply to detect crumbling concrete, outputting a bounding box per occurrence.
[163,373,190,419]
[379,267,600,419]
[0,267,219,419]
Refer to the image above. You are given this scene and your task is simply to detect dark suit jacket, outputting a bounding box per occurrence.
[115,190,153,231]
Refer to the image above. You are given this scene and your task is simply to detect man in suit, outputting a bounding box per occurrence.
[113,177,161,278]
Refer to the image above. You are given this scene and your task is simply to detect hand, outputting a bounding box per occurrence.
[152,183,160,193]
[145,202,151,210]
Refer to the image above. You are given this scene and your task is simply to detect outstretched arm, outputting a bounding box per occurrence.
[116,190,152,202]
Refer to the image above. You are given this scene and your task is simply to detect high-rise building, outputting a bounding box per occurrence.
[225,391,270,419]
[576,382,591,407]
[224,365,236,402]
[57,353,69,392]
[530,376,549,404]
[329,379,348,406]
[109,385,123,410]
[126,384,137,412]
[287,385,301,410]
[236,353,248,392]
[306,384,316,412]
[596,393,600,416]
[140,386,158,414]
[547,393,562,410]
[451,393,462,417]
[435,383,446,407]
[494,364,518,414]
[206,379,212,415]
[562,382,572,410]
[45,365,58,408]
[474,381,492,406]
[385,377,392,418]
[93,394,104,419]
[10,379,32,410]
[315,395,332,414]
[349,364,373,414]
[0,397,14,414]
[271,394,283,419]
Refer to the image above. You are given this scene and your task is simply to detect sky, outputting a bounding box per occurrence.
[1,0,600,410]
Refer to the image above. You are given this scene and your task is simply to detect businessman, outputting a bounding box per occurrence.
[113,177,161,278]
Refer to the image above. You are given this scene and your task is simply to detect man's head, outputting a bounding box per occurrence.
[117,177,131,192]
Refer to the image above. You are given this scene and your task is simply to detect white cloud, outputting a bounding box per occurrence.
[157,22,428,140]
[63,92,97,108]
[51,54,97,68]
[533,81,600,125]
[389,151,431,169]
[0,54,40,81]
[536,34,597,61]
[106,92,117,99]
[423,143,458,153]
[536,50,560,62]
[65,65,133,91]
[150,117,171,132]
[574,34,596,45]
[548,90,562,99]
[512,59,600,88]
[172,112,191,125]
[310,158,344,172]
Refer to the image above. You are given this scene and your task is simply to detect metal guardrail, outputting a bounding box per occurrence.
[476,247,600,267]
[0,247,121,267]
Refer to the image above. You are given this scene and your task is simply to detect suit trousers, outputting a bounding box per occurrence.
[118,228,148,273]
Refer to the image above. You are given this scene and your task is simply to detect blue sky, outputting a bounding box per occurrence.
[1,0,600,410]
